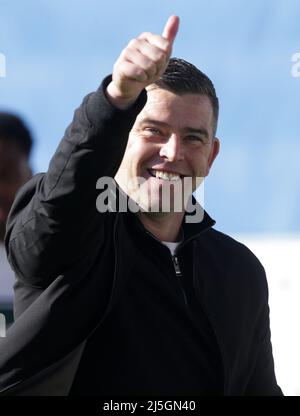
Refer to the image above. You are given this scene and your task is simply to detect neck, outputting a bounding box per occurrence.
[137,211,184,242]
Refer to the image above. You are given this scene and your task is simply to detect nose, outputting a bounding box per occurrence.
[159,133,184,162]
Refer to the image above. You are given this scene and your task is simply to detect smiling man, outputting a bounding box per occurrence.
[114,58,219,240]
[0,16,282,396]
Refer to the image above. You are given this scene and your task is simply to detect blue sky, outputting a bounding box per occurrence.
[0,0,299,234]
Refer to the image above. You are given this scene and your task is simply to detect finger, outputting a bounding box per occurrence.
[121,48,157,79]
[128,38,167,64]
[162,15,180,43]
[116,60,148,83]
[137,32,169,53]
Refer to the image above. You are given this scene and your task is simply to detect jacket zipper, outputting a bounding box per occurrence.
[171,254,188,308]
[144,228,212,310]
[144,230,194,308]
[172,255,182,277]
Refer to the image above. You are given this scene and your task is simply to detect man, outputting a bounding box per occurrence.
[0,113,32,325]
[0,16,282,395]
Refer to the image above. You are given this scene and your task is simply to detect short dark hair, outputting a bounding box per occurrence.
[0,112,33,157]
[154,58,219,135]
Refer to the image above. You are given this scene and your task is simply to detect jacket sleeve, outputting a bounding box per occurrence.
[5,75,147,287]
[245,298,283,396]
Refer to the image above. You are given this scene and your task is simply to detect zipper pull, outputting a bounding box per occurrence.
[172,255,182,277]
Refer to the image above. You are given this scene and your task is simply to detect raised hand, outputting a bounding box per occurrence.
[106,15,180,109]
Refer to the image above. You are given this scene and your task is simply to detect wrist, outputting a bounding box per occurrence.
[106,82,139,110]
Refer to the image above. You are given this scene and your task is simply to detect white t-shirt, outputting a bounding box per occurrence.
[161,240,180,256]
[0,243,14,303]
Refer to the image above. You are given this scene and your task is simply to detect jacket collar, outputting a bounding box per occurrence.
[181,195,216,243]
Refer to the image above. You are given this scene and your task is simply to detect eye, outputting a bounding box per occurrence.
[186,135,204,143]
[144,127,162,135]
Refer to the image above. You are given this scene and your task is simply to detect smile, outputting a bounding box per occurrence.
[147,169,183,181]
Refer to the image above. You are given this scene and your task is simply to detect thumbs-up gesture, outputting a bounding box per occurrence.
[107,16,180,109]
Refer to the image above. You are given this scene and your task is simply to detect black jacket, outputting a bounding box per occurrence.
[0,76,282,396]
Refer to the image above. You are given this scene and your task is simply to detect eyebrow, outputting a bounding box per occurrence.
[140,118,209,139]
[185,127,209,139]
[140,119,169,128]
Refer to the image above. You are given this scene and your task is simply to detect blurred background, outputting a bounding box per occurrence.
[0,0,299,395]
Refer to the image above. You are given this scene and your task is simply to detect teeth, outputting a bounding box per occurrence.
[152,170,181,181]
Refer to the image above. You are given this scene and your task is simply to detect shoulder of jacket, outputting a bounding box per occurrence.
[200,228,269,298]
[202,227,267,277]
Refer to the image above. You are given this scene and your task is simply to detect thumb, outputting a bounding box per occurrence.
[162,15,180,43]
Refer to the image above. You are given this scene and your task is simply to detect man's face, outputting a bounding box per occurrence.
[0,139,31,241]
[115,86,220,214]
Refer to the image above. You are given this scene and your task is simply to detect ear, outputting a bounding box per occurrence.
[207,137,220,174]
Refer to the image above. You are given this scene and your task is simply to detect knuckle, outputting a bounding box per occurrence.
[120,48,127,58]
[128,38,139,48]
[140,31,151,38]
